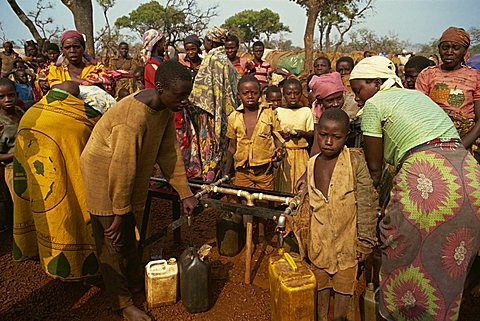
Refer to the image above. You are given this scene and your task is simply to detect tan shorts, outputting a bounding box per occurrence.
[312,264,357,295]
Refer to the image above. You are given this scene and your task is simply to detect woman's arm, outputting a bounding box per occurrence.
[460,100,480,149]
[363,135,384,187]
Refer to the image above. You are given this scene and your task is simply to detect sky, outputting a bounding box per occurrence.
[0,0,479,49]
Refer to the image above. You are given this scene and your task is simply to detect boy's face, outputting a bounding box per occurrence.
[314,59,330,75]
[404,67,419,89]
[39,80,50,92]
[3,42,13,53]
[27,45,38,57]
[316,119,348,158]
[157,79,192,112]
[318,91,344,110]
[253,45,264,60]
[185,43,199,60]
[267,91,283,109]
[238,81,261,109]
[283,83,302,108]
[47,49,60,62]
[119,44,129,58]
[15,71,28,84]
[225,41,238,60]
[336,61,352,76]
[0,85,18,111]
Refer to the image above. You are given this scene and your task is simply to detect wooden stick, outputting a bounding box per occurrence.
[245,214,253,284]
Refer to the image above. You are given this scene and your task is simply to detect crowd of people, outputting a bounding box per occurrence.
[0,23,479,321]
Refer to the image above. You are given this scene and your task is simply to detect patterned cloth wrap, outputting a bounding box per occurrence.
[12,88,101,281]
[379,139,480,321]
[81,68,133,94]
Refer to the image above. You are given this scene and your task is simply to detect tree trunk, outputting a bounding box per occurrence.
[61,0,95,57]
[303,0,322,76]
[6,0,44,47]
[325,22,332,52]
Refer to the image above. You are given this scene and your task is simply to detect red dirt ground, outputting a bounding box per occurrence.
[0,198,479,320]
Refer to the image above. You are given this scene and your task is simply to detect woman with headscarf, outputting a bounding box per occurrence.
[189,26,239,181]
[142,29,168,89]
[48,30,103,87]
[350,56,480,321]
[416,27,480,162]
[177,34,203,79]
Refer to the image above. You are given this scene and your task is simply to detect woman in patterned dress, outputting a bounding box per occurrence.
[350,56,480,321]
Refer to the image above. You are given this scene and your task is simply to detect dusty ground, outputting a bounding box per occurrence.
[0,198,479,321]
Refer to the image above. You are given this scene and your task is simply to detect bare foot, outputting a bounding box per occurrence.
[122,305,151,321]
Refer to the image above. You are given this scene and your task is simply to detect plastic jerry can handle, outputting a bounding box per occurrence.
[284,252,298,272]
[146,260,168,275]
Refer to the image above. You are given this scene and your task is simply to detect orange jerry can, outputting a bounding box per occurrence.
[269,249,317,321]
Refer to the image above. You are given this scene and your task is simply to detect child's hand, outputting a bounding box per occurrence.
[272,146,285,162]
[357,252,367,262]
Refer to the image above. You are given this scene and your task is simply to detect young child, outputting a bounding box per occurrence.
[287,108,378,321]
[403,55,435,89]
[225,35,254,76]
[251,41,272,86]
[225,75,283,188]
[265,85,283,109]
[80,61,198,321]
[46,43,60,65]
[0,78,23,197]
[225,74,283,242]
[275,78,314,193]
[13,69,35,108]
[133,66,145,92]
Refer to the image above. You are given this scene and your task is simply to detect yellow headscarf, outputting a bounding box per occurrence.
[350,56,403,91]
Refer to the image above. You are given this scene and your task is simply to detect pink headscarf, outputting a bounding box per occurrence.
[309,72,345,99]
[61,30,86,48]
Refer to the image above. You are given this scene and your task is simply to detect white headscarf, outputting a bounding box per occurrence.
[350,56,403,91]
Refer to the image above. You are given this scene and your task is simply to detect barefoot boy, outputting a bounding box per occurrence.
[80,60,198,321]
[224,74,283,189]
[288,109,378,321]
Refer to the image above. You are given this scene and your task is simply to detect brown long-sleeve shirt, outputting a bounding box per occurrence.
[80,93,193,216]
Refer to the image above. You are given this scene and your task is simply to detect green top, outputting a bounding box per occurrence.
[361,87,459,166]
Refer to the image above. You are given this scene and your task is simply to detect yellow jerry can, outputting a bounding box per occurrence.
[269,249,317,321]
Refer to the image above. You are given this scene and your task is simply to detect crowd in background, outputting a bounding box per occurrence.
[0,24,479,321]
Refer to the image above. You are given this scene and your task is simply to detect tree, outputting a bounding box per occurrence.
[95,0,116,55]
[469,27,480,54]
[317,0,372,56]
[61,0,95,56]
[115,0,217,47]
[290,0,324,75]
[340,28,410,54]
[27,1,62,42]
[6,0,44,46]
[222,9,290,49]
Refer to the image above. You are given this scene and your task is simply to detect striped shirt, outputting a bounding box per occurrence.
[253,60,271,84]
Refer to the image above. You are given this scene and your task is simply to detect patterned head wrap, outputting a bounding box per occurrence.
[142,29,164,63]
[82,68,133,94]
[439,26,470,49]
[350,56,403,91]
[206,26,228,44]
[61,30,86,49]
[309,72,345,99]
